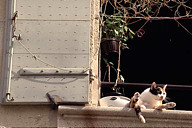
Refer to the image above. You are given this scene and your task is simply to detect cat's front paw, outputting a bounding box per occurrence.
[134,92,140,99]
[166,102,176,108]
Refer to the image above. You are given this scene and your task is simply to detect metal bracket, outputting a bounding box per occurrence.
[11,11,22,40]
[19,68,89,76]
[6,93,14,101]
[13,34,22,40]
[89,69,96,83]
[12,11,18,22]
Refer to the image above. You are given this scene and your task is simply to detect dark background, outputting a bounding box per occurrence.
[101,2,192,111]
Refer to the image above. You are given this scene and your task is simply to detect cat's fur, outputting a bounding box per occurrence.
[138,82,176,110]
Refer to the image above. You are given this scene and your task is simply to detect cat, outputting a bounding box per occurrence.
[99,92,146,123]
[138,82,176,110]
[99,82,176,123]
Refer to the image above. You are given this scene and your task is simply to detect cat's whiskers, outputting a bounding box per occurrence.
[164,97,171,103]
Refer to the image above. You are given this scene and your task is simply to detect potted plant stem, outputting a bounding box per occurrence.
[100,11,135,91]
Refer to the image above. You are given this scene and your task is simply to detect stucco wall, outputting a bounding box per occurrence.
[89,0,100,106]
[0,105,57,127]
[0,0,6,82]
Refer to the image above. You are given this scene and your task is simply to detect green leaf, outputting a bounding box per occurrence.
[129,28,135,35]
[121,43,129,49]
[120,75,125,83]
[114,29,119,35]
[146,7,152,13]
[129,32,134,39]
[103,58,108,64]
[124,26,128,32]
[106,19,109,23]
[123,36,128,41]
[109,62,114,66]
[116,18,123,21]
[121,20,126,23]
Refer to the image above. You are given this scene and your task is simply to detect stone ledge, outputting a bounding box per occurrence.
[58,106,192,127]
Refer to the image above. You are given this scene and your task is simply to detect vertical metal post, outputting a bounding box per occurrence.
[6,0,17,101]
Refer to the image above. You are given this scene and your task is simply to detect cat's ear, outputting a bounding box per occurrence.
[163,84,167,90]
[151,82,156,90]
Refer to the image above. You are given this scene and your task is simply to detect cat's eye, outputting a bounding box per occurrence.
[156,88,162,94]
[159,90,162,94]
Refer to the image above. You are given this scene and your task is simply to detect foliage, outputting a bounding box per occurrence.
[102,12,135,49]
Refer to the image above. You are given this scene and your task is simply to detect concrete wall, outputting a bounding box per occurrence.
[0,0,6,83]
[0,105,57,127]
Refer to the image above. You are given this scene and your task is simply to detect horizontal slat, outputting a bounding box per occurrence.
[14,20,90,54]
[19,68,89,76]
[10,75,89,103]
[16,0,90,20]
[11,54,89,74]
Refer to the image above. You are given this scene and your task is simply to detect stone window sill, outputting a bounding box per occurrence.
[58,106,192,127]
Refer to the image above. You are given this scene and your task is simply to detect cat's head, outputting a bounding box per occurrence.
[149,82,167,101]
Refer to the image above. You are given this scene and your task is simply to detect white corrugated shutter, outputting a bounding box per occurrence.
[2,0,90,104]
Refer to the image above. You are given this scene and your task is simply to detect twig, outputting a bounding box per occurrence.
[113,41,121,90]
[107,63,111,82]
[174,19,192,36]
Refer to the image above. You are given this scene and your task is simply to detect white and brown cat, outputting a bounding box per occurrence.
[99,82,176,123]
[139,82,176,110]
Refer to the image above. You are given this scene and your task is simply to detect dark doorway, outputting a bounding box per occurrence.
[121,19,192,85]
[100,1,192,110]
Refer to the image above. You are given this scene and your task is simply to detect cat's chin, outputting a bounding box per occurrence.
[155,98,164,101]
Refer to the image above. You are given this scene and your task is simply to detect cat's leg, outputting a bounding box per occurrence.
[129,92,146,123]
[129,92,140,108]
[165,102,176,108]
[155,102,176,110]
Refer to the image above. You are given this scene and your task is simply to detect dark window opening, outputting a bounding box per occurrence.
[100,1,192,111]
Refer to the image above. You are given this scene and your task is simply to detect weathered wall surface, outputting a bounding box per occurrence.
[0,105,57,127]
[89,0,100,106]
[0,0,6,82]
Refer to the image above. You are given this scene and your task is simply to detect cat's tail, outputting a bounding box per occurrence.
[134,105,146,123]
